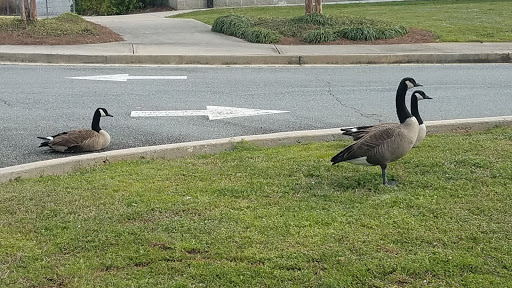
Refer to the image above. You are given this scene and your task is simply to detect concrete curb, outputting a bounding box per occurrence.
[0,52,510,65]
[1,116,511,184]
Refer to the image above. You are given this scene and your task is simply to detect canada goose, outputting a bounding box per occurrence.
[341,90,432,148]
[38,108,113,152]
[331,77,422,186]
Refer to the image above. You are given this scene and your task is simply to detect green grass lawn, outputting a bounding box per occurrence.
[173,0,512,42]
[1,128,511,287]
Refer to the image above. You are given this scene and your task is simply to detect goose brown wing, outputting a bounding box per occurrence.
[331,125,400,164]
[50,129,99,149]
[344,123,399,141]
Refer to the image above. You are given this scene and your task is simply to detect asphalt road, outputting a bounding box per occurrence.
[1,63,511,168]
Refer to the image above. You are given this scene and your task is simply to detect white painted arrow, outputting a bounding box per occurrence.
[67,74,187,82]
[131,106,289,120]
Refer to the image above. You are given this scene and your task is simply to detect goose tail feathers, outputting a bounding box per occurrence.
[340,126,374,140]
[341,125,373,135]
[330,145,354,165]
[37,136,53,141]
[37,136,53,147]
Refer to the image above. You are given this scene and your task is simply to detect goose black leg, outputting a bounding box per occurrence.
[381,165,397,186]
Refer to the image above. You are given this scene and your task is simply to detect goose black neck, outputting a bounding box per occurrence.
[396,81,413,124]
[91,110,102,132]
[410,95,423,125]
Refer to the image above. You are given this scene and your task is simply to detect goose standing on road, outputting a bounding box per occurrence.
[38,108,113,152]
[331,77,422,186]
[341,90,432,148]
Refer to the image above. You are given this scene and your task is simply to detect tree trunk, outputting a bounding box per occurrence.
[305,0,313,14]
[20,0,37,22]
[314,0,322,14]
[30,0,38,21]
[20,0,26,21]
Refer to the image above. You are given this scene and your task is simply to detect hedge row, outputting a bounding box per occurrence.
[212,13,409,44]
[211,15,280,44]
[75,0,167,15]
[304,25,409,43]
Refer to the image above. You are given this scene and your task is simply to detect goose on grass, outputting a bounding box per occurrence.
[341,90,432,148]
[38,107,113,152]
[331,77,422,186]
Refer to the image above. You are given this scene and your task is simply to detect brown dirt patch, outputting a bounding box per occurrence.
[278,28,437,45]
[0,22,123,45]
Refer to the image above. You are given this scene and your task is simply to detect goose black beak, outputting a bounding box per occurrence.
[107,114,114,117]
[415,83,423,87]
[424,95,433,99]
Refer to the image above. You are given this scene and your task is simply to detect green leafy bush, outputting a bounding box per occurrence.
[337,26,379,41]
[244,27,280,43]
[75,0,163,15]
[304,28,337,43]
[336,24,408,41]
[211,15,253,38]
[291,13,331,26]
[378,25,409,39]
[212,14,409,44]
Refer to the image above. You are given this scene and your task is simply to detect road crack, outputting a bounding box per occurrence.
[0,98,11,107]
[325,81,383,123]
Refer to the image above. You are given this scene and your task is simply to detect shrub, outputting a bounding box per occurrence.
[211,15,253,38]
[378,25,409,39]
[243,27,280,44]
[291,13,331,26]
[336,24,408,41]
[211,14,409,44]
[304,28,337,43]
[337,26,379,41]
[75,0,164,15]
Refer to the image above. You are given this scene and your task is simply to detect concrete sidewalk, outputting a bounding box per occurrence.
[0,11,511,65]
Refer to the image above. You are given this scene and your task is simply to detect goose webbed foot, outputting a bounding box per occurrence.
[385,180,398,187]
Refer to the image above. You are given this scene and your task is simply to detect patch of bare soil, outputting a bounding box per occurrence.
[0,22,124,45]
[278,28,437,45]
